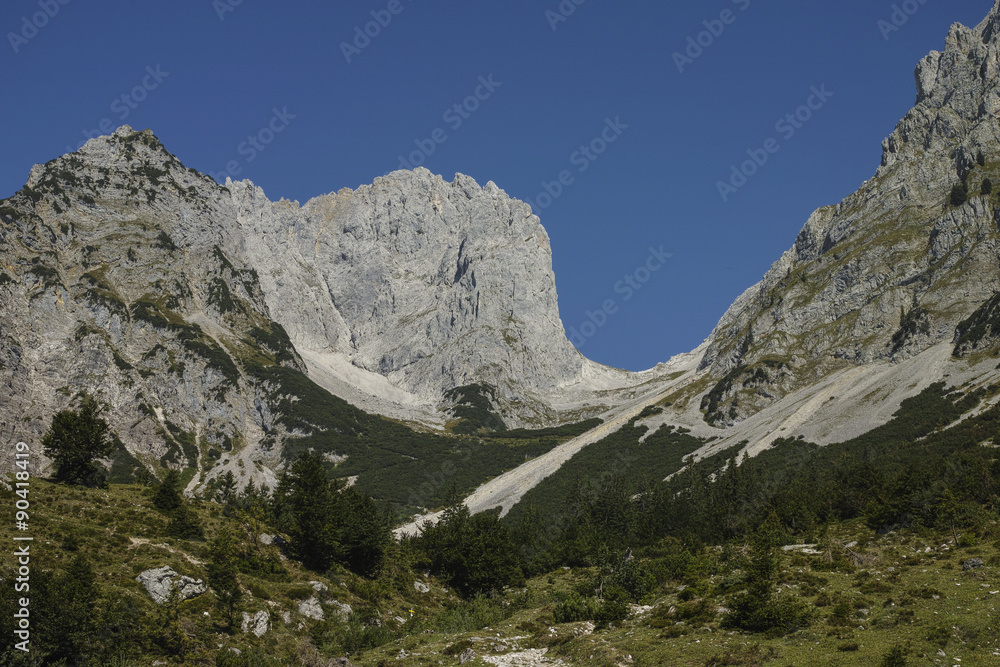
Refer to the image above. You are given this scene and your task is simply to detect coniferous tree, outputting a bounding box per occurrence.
[722,514,810,634]
[152,469,183,512]
[416,500,523,597]
[12,553,100,663]
[216,470,237,504]
[951,181,969,207]
[338,488,391,578]
[152,469,204,539]
[166,503,205,540]
[274,452,391,576]
[42,393,114,487]
[275,451,339,571]
[207,527,243,629]
[880,645,909,667]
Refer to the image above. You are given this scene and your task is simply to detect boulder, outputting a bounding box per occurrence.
[240,610,269,637]
[135,566,206,604]
[327,599,352,621]
[963,558,984,571]
[298,596,324,621]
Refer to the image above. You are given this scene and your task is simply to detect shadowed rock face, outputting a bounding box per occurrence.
[698,2,1000,426]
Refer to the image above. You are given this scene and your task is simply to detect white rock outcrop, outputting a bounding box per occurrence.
[298,596,324,621]
[135,566,206,605]
[240,610,269,637]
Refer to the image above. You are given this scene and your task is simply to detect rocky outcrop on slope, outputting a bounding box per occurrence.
[136,565,206,604]
[698,3,1000,426]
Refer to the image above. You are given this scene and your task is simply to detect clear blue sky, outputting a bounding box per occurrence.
[0,0,992,371]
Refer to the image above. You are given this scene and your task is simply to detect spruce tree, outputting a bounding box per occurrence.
[275,451,339,571]
[42,393,114,487]
[207,527,243,629]
[152,469,183,511]
[722,513,810,634]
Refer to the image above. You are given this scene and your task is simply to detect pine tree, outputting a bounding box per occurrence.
[153,469,204,539]
[216,470,237,504]
[152,469,183,511]
[417,500,524,597]
[166,504,205,540]
[27,553,99,662]
[42,393,114,487]
[274,451,339,572]
[207,527,243,629]
[722,513,810,634]
[951,181,969,207]
[880,645,908,667]
[338,488,391,578]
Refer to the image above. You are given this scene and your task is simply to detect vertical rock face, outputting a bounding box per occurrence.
[228,166,584,401]
[698,1,1000,426]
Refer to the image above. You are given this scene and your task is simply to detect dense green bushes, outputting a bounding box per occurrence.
[411,500,524,597]
[249,364,574,516]
[950,182,969,207]
[503,381,1000,581]
[444,383,507,434]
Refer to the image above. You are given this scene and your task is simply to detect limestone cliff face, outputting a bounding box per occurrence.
[226,166,583,401]
[697,2,1000,426]
[0,129,303,480]
[0,125,598,482]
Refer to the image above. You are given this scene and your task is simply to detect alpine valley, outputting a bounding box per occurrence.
[3,2,1000,666]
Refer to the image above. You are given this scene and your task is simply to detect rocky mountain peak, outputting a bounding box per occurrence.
[223,162,587,408]
[696,3,1000,427]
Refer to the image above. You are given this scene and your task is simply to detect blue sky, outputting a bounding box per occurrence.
[0,0,993,371]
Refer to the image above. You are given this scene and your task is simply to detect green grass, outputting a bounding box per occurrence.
[365,521,1000,666]
[0,477,464,665]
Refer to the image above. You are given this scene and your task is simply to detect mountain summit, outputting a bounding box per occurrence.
[695,2,1000,426]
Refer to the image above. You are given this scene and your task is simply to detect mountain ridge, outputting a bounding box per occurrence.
[695,2,1000,426]
[0,125,673,501]
[398,0,1000,527]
